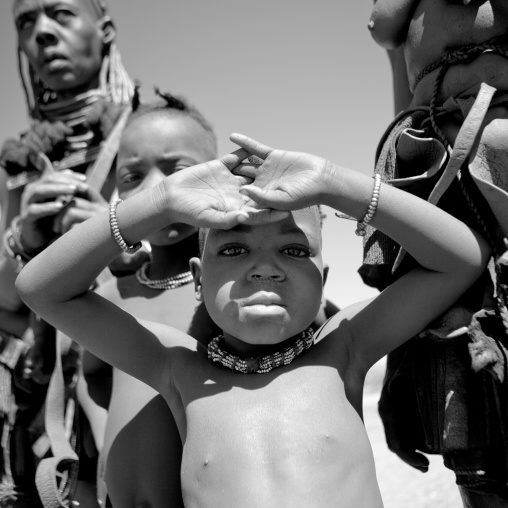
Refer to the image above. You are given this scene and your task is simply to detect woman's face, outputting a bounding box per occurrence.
[13,0,106,95]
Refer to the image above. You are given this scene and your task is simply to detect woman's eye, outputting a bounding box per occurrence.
[219,246,247,257]
[54,9,73,22]
[282,247,309,257]
[17,17,34,31]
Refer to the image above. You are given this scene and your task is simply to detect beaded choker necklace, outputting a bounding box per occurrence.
[208,328,314,374]
[135,262,193,290]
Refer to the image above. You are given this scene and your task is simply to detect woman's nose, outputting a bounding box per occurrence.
[35,16,59,47]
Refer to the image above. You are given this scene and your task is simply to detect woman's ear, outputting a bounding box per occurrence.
[98,16,116,45]
[190,257,204,302]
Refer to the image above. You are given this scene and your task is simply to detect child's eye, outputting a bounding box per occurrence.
[219,245,248,257]
[119,173,142,185]
[281,246,309,258]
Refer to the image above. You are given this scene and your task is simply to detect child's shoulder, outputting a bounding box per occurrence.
[95,272,141,301]
[317,299,373,340]
[314,298,375,363]
[139,317,202,351]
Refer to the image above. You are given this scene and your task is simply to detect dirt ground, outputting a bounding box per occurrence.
[363,359,463,508]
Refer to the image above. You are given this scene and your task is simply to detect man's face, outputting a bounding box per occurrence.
[13,0,105,95]
[193,208,324,345]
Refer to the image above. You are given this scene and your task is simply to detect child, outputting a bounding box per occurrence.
[87,95,339,507]
[365,2,508,504]
[16,133,488,507]
[84,92,221,507]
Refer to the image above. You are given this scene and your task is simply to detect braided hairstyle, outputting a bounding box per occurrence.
[127,85,218,159]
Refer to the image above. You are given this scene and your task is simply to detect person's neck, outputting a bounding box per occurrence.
[147,235,199,280]
[53,76,101,101]
[221,331,306,358]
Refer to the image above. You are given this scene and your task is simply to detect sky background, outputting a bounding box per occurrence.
[0,0,395,309]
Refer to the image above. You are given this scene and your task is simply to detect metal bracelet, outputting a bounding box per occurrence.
[355,174,382,237]
[109,199,142,254]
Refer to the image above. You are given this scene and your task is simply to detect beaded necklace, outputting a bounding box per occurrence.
[208,328,314,374]
[135,261,194,290]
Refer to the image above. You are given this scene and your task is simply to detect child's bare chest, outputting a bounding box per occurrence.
[169,352,376,507]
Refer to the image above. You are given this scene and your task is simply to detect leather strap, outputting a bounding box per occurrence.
[35,333,78,508]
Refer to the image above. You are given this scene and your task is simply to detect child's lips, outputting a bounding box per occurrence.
[241,293,286,307]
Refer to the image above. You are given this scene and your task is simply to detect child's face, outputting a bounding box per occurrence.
[117,113,213,246]
[191,208,324,345]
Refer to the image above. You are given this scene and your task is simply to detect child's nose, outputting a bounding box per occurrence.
[247,264,285,282]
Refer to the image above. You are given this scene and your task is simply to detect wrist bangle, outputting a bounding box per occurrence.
[3,228,32,273]
[109,199,142,254]
[355,174,381,237]
[10,215,40,257]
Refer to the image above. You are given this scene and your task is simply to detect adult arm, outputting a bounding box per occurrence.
[387,47,413,114]
[0,169,25,311]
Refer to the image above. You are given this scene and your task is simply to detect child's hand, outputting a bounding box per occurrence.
[230,134,330,211]
[163,148,289,229]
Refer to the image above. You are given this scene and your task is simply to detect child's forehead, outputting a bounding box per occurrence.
[205,207,322,248]
[124,112,196,137]
[118,114,209,159]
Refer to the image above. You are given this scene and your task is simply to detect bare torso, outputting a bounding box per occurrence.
[405,0,508,103]
[99,276,218,508]
[160,327,383,508]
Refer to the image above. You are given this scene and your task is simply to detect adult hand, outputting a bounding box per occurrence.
[19,170,87,252]
[230,133,330,211]
[52,184,109,235]
[164,148,289,229]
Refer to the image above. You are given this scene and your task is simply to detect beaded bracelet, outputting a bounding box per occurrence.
[355,173,381,237]
[109,199,142,254]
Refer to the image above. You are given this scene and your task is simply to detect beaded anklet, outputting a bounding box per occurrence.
[355,173,381,237]
[109,199,142,254]
[208,328,315,374]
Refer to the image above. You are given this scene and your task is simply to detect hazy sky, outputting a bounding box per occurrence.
[0,0,396,308]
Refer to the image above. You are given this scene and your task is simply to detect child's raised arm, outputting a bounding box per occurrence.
[233,134,490,371]
[16,150,286,389]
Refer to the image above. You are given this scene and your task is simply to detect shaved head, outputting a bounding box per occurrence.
[198,205,323,258]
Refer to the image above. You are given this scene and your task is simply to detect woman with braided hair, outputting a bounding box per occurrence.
[363,1,508,506]
[0,0,136,505]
